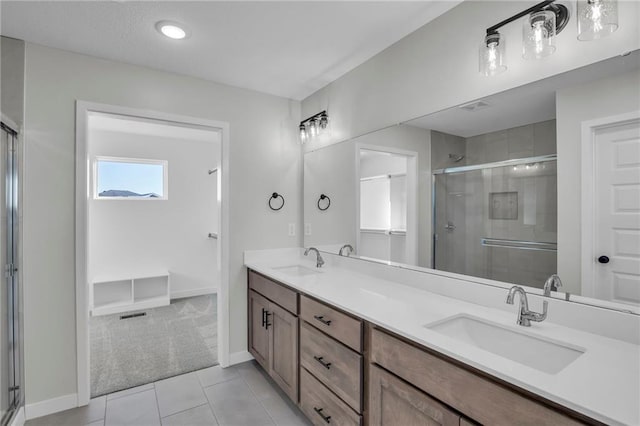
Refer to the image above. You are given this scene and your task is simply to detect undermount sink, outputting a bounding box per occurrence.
[272,265,321,277]
[425,314,585,374]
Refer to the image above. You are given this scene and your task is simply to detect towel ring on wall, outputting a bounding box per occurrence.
[317,194,331,211]
[268,192,285,211]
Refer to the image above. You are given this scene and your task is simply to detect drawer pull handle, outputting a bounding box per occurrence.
[314,315,332,326]
[261,308,267,328]
[314,407,331,424]
[264,311,272,330]
[313,356,332,370]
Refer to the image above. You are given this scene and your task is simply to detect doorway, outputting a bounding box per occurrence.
[76,102,230,406]
[356,146,418,264]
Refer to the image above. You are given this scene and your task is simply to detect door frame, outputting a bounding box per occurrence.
[354,143,419,264]
[580,110,640,298]
[75,101,230,405]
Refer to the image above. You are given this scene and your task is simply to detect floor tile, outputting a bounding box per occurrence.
[26,396,106,426]
[160,404,218,426]
[154,372,208,418]
[204,377,275,426]
[105,389,160,426]
[196,365,238,388]
[107,383,155,401]
[260,391,311,426]
[88,421,104,426]
[234,361,275,400]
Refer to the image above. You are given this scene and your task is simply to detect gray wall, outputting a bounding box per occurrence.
[1,36,25,127]
[556,69,640,295]
[23,43,301,406]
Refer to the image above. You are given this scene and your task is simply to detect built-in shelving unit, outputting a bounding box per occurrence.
[91,272,170,316]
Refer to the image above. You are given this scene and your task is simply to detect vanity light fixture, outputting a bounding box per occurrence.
[479,0,569,76]
[155,20,190,40]
[299,111,328,143]
[577,0,618,41]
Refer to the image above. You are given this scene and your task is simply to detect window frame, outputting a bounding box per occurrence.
[92,156,169,200]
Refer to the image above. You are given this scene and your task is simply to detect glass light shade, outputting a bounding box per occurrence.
[308,119,318,138]
[299,124,307,143]
[523,10,556,59]
[577,0,618,41]
[479,32,506,76]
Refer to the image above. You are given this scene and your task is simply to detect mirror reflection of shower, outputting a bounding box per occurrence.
[357,147,418,264]
[432,120,558,289]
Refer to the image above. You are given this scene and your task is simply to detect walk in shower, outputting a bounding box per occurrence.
[433,155,557,289]
[1,120,21,424]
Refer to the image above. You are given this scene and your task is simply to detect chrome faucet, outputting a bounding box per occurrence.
[506,286,547,327]
[543,274,563,296]
[304,247,325,268]
[339,244,354,257]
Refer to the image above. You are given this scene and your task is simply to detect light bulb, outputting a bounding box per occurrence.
[155,21,190,40]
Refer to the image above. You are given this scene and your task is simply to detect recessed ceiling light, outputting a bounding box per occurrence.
[155,21,190,40]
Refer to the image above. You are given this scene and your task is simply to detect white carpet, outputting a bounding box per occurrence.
[90,294,218,397]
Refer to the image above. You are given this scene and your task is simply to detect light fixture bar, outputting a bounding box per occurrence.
[300,110,327,127]
[299,110,328,143]
[486,0,556,35]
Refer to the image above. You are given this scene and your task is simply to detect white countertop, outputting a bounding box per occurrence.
[244,249,640,426]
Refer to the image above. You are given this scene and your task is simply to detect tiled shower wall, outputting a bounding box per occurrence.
[432,120,558,289]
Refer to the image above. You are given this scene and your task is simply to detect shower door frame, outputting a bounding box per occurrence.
[1,116,22,426]
[431,154,558,270]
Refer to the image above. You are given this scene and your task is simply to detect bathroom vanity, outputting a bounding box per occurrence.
[245,249,640,426]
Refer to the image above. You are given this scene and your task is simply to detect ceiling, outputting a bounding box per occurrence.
[407,50,640,138]
[0,1,460,100]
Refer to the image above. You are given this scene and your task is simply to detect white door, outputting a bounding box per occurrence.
[594,119,640,305]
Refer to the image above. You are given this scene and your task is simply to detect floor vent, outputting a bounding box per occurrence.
[120,312,146,320]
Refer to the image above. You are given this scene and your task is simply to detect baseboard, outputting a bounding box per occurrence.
[228,350,254,366]
[25,393,78,420]
[9,407,24,426]
[171,287,217,300]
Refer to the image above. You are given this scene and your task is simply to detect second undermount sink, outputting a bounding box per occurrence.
[272,265,321,277]
[425,314,585,374]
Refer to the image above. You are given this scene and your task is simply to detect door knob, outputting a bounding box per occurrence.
[597,255,610,264]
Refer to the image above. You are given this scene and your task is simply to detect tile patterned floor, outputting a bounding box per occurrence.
[26,361,311,426]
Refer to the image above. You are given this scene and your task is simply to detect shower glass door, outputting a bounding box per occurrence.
[433,157,557,289]
[1,122,20,424]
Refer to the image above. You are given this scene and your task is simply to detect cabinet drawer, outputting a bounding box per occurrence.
[249,270,297,314]
[300,295,362,352]
[300,321,362,412]
[370,328,584,426]
[300,368,361,426]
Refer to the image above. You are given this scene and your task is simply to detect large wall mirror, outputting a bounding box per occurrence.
[304,50,640,314]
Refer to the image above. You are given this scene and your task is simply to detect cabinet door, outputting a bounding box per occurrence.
[369,365,460,426]
[248,290,270,369]
[269,302,299,402]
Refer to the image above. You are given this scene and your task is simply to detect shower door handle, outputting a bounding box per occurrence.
[444,222,456,231]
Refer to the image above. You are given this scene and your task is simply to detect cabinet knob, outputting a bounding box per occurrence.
[597,255,610,264]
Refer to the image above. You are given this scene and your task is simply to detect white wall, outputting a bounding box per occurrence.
[23,43,301,406]
[556,69,640,294]
[301,1,640,146]
[88,124,220,299]
[1,36,25,127]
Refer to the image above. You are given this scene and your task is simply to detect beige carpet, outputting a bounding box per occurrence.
[90,294,217,397]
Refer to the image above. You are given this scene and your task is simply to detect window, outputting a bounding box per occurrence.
[94,157,167,199]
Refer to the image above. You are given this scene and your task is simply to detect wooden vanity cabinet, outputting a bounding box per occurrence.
[248,271,299,402]
[247,268,598,426]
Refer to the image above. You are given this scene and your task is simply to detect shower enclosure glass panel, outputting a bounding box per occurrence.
[1,122,20,424]
[434,158,557,289]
